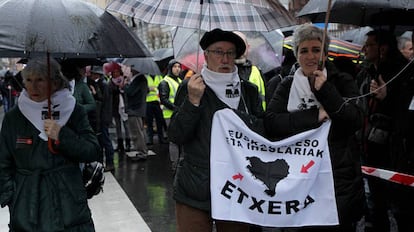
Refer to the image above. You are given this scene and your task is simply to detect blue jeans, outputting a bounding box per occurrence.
[2,96,9,113]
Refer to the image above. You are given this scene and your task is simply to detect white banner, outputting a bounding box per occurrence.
[210,109,338,227]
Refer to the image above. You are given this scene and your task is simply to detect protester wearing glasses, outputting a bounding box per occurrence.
[168,28,264,232]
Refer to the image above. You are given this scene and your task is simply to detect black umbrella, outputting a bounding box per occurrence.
[152,48,174,62]
[297,0,414,31]
[0,0,151,58]
[122,57,162,75]
[339,26,373,45]
[152,48,174,74]
[0,0,152,153]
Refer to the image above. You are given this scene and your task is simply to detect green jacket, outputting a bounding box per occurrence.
[0,104,100,232]
[73,81,96,114]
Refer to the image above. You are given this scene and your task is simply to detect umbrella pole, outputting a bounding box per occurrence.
[46,53,58,154]
[319,0,332,71]
[196,0,204,73]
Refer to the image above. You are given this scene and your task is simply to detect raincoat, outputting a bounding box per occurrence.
[0,104,100,232]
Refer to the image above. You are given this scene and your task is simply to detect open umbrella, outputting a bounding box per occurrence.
[171,27,285,73]
[0,0,152,153]
[152,48,174,62]
[107,0,295,32]
[152,48,174,75]
[243,30,285,73]
[122,57,162,75]
[180,53,206,73]
[0,0,151,58]
[297,0,414,31]
[339,26,373,45]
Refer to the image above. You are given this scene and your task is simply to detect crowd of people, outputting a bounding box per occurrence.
[0,24,413,232]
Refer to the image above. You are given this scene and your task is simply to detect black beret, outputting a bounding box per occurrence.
[199,28,246,59]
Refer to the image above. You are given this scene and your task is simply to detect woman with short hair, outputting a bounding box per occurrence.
[265,24,365,232]
[0,57,100,231]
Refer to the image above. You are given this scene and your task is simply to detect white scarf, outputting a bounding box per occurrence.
[287,67,326,112]
[18,89,76,141]
[201,64,241,109]
[118,94,128,121]
[69,79,75,95]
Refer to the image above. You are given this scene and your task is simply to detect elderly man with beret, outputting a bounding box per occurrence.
[168,28,264,232]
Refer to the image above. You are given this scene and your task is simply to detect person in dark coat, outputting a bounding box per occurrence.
[108,62,131,154]
[0,57,100,231]
[88,65,115,172]
[0,71,19,113]
[0,74,10,112]
[264,24,365,232]
[158,59,182,120]
[356,29,412,232]
[124,67,153,161]
[388,32,414,232]
[169,28,264,232]
[158,59,182,170]
[61,60,96,115]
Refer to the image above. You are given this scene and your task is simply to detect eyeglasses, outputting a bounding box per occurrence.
[206,50,237,59]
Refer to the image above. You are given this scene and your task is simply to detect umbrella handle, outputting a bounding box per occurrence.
[319,0,332,71]
[48,139,58,154]
[46,53,58,154]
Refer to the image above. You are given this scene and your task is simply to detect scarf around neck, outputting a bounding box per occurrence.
[287,67,326,112]
[18,88,76,141]
[201,64,241,109]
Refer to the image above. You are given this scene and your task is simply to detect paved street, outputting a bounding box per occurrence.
[0,105,176,231]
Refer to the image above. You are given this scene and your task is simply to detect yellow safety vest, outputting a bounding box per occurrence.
[162,76,181,119]
[146,74,163,102]
[249,65,266,110]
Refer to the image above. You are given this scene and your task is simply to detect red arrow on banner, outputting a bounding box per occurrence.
[232,173,244,181]
[301,160,315,173]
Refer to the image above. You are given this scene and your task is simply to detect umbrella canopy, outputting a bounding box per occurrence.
[122,57,162,75]
[297,0,414,31]
[0,0,152,58]
[339,26,373,45]
[180,53,206,73]
[107,0,295,32]
[284,36,363,60]
[152,48,174,61]
[171,27,284,73]
[244,30,285,73]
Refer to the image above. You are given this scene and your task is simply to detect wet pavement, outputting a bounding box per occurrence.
[112,141,177,232]
[0,105,177,231]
